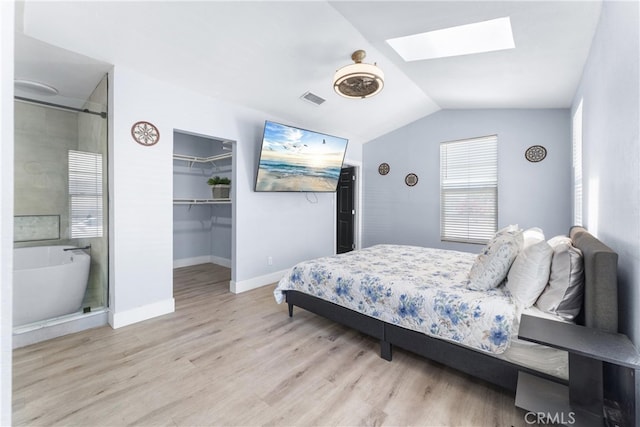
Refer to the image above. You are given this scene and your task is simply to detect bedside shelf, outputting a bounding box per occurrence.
[516,315,640,426]
[518,315,640,369]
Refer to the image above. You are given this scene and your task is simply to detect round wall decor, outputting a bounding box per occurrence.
[525,145,547,162]
[405,173,418,187]
[378,162,390,175]
[131,121,160,146]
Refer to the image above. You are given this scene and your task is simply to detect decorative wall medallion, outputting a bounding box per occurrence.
[131,121,160,146]
[525,145,547,162]
[378,162,390,175]
[405,173,418,187]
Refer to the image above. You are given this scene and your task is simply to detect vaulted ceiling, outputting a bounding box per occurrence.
[14,1,602,143]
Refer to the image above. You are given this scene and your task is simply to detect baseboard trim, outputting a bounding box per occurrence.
[173,256,211,268]
[173,256,231,269]
[109,298,175,329]
[230,269,288,294]
[210,256,231,268]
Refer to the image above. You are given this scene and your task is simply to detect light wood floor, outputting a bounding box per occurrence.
[13,263,540,426]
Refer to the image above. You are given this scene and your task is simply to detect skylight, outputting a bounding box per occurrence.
[386,17,515,62]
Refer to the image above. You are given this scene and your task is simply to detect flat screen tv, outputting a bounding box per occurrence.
[255,120,349,192]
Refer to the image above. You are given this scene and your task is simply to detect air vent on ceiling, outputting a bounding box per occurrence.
[300,91,326,106]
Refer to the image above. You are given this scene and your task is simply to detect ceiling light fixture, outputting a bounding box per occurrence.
[14,79,59,96]
[333,50,384,99]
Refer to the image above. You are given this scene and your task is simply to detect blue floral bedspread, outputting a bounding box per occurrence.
[274,244,516,354]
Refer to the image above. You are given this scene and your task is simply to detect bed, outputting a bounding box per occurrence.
[274,226,619,393]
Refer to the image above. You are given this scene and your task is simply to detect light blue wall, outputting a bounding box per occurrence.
[363,109,571,253]
[572,0,640,345]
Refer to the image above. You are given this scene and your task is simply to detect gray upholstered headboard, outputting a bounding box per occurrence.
[570,226,619,333]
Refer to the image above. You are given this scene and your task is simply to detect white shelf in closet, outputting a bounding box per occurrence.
[173,150,232,207]
[173,198,231,205]
[173,152,232,168]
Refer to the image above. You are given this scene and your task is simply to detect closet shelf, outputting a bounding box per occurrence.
[173,152,232,168]
[173,198,232,205]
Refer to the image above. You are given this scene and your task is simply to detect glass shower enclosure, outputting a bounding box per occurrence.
[13,74,109,338]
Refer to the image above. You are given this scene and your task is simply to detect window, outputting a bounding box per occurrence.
[69,150,103,238]
[440,135,498,244]
[572,99,583,226]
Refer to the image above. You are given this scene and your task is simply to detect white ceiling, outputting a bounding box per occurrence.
[14,1,602,143]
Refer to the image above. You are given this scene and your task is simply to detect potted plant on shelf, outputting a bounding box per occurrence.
[207,176,231,199]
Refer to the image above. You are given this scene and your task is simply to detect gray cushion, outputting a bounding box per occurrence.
[536,241,584,320]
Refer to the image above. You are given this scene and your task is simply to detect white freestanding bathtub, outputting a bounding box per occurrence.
[13,246,90,327]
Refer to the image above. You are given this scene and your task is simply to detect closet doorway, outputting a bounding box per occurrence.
[172,130,234,279]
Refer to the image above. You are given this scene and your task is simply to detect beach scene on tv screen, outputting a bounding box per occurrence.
[256,121,348,192]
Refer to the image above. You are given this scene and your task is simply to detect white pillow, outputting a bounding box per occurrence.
[506,240,553,307]
[495,224,520,237]
[468,232,523,291]
[547,235,571,248]
[522,227,545,249]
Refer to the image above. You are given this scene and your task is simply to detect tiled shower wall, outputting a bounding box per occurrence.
[14,102,77,240]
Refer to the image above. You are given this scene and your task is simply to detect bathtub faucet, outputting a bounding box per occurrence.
[63,245,91,252]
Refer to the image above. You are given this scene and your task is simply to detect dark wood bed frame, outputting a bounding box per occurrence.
[284,227,619,393]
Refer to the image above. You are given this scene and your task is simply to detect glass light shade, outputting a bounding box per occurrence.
[14,79,59,96]
[333,62,385,99]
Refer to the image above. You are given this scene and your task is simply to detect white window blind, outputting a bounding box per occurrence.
[440,135,498,244]
[572,99,583,226]
[69,150,103,238]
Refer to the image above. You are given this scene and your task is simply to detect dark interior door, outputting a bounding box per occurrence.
[336,167,355,254]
